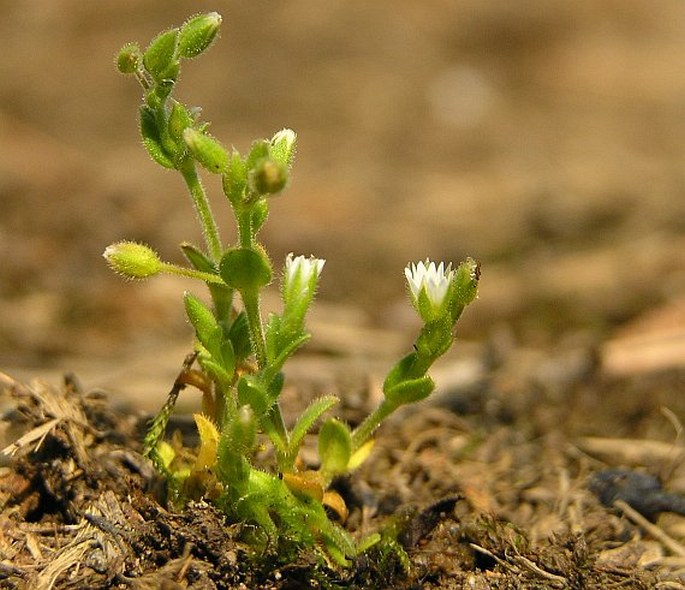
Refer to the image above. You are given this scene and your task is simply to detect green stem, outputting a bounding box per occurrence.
[180,158,223,262]
[242,290,267,369]
[237,210,253,249]
[159,262,225,284]
[350,399,394,451]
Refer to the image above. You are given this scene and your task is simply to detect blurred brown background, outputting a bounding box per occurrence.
[1,1,685,399]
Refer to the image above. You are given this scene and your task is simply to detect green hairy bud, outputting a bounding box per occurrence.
[103,241,161,279]
[116,42,141,74]
[183,127,229,173]
[178,12,222,59]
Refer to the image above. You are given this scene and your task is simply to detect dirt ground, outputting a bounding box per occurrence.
[2,2,685,588]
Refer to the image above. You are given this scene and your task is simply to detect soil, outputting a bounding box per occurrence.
[2,2,685,589]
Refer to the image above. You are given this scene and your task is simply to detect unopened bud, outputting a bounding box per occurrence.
[270,128,297,168]
[103,241,161,279]
[116,42,141,74]
[249,158,288,195]
[143,28,180,83]
[183,127,229,173]
[178,12,222,59]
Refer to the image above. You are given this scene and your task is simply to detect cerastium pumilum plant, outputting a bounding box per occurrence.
[105,12,480,566]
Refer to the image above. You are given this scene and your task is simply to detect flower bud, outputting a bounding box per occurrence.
[143,28,180,83]
[248,158,288,195]
[103,241,161,279]
[282,253,325,308]
[183,127,229,173]
[178,12,222,59]
[116,42,141,74]
[270,128,297,168]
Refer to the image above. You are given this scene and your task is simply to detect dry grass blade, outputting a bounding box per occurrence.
[614,499,685,558]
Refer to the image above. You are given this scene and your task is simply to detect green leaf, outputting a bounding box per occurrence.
[227,311,252,360]
[219,247,272,292]
[183,291,221,356]
[237,375,270,416]
[268,333,311,374]
[199,356,232,387]
[139,105,175,169]
[288,395,339,459]
[226,404,257,455]
[383,375,435,408]
[180,242,216,273]
[319,418,352,477]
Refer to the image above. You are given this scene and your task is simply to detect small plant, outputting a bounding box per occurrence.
[105,12,479,566]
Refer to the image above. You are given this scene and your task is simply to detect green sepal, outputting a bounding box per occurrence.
[318,418,352,478]
[178,12,222,59]
[219,247,272,292]
[448,257,480,323]
[245,139,270,170]
[183,127,229,173]
[143,28,180,84]
[168,101,194,144]
[222,149,247,206]
[287,395,339,462]
[139,105,175,169]
[250,199,269,234]
[270,129,297,169]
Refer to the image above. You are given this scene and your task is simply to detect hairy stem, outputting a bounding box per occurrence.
[180,158,223,262]
[350,399,394,451]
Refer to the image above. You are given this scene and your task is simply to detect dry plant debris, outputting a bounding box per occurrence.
[1,354,685,588]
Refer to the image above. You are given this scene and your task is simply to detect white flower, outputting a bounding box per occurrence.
[283,253,325,302]
[405,260,454,317]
